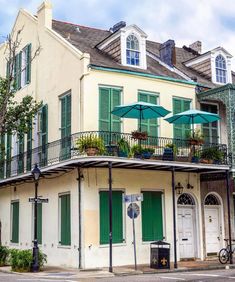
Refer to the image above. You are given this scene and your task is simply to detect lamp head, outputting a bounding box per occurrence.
[31,164,41,181]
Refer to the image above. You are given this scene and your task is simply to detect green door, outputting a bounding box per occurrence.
[141,191,163,241]
[11,201,19,243]
[60,94,71,160]
[99,191,123,244]
[59,194,71,246]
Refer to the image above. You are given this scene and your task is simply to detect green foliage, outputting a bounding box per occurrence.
[10,249,47,272]
[130,145,154,158]
[0,77,42,135]
[165,143,178,155]
[76,134,106,155]
[0,246,9,266]
[117,138,130,154]
[200,146,223,161]
[186,128,204,144]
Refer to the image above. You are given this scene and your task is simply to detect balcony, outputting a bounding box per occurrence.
[0,131,229,181]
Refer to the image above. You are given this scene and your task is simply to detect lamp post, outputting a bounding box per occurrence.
[31,164,41,272]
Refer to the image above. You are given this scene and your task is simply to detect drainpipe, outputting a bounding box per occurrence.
[77,167,83,268]
[171,166,178,268]
[226,170,233,264]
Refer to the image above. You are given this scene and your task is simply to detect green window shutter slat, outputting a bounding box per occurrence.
[60,194,71,245]
[99,88,110,131]
[99,191,123,245]
[142,191,163,241]
[111,89,121,132]
[18,51,22,90]
[26,44,31,84]
[6,134,11,177]
[0,135,5,179]
[60,95,71,160]
[66,95,71,136]
[61,97,66,138]
[37,203,42,244]
[14,55,18,90]
[6,61,10,78]
[18,134,24,174]
[11,202,19,243]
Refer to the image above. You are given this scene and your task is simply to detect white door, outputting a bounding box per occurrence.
[205,207,221,255]
[178,207,195,259]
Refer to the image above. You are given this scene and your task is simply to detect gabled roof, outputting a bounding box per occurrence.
[52,19,231,89]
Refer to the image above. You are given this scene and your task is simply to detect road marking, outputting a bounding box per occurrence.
[159,276,185,280]
[186,273,219,277]
[228,277,235,279]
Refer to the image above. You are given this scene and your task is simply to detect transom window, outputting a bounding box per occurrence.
[204,194,220,205]
[215,55,227,84]
[177,193,195,205]
[126,35,140,66]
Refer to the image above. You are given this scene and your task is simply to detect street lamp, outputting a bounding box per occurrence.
[31,164,41,272]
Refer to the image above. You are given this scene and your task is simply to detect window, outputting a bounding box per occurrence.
[141,191,163,241]
[59,194,71,246]
[126,35,140,66]
[173,98,191,140]
[99,191,123,244]
[0,135,5,179]
[60,94,71,160]
[215,55,226,84]
[13,44,31,90]
[201,104,219,144]
[11,201,19,243]
[138,92,159,143]
[99,87,121,135]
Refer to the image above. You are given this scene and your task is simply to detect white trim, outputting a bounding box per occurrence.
[185,53,211,67]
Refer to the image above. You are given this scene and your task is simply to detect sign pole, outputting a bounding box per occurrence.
[132,204,137,271]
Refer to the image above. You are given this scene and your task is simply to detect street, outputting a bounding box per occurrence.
[1,268,235,282]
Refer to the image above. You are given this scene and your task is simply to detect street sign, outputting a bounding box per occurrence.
[29,197,49,203]
[123,193,143,203]
[127,203,140,219]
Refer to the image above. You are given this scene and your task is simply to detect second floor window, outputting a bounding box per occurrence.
[126,35,140,66]
[215,55,226,84]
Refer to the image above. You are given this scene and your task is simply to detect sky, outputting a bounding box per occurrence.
[0,0,235,68]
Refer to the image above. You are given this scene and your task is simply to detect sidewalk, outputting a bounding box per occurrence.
[0,259,234,279]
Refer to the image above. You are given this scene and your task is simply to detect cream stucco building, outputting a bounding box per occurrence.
[0,1,233,269]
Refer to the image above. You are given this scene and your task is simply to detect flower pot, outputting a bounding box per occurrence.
[142,152,153,159]
[85,147,98,156]
[191,156,199,163]
[118,150,128,158]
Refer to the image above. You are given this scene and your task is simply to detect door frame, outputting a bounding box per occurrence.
[204,192,224,256]
[177,192,199,260]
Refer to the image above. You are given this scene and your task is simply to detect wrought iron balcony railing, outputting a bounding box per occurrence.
[0,131,228,180]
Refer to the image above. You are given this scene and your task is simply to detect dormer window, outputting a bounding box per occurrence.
[126,35,140,66]
[215,55,227,83]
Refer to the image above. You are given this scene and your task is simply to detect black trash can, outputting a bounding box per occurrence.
[150,241,170,269]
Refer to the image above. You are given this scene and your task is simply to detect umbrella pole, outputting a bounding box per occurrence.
[192,117,195,158]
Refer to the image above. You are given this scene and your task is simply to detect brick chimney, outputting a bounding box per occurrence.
[159,39,176,67]
[189,41,202,54]
[37,1,52,29]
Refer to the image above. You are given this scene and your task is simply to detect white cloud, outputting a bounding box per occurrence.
[0,0,235,67]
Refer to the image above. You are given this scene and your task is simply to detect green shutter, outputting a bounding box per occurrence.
[6,61,10,78]
[14,53,22,90]
[26,44,31,84]
[26,122,32,171]
[11,201,19,243]
[40,105,48,166]
[99,87,121,133]
[138,92,158,145]
[173,98,191,140]
[60,94,71,160]
[142,191,163,241]
[99,191,123,244]
[18,134,24,174]
[37,203,42,244]
[60,194,71,246]
[0,135,5,179]
[6,134,11,177]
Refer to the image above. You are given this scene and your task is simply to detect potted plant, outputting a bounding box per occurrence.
[200,146,223,164]
[187,129,204,145]
[191,150,200,163]
[142,148,154,159]
[162,143,177,161]
[130,145,143,158]
[76,134,106,156]
[131,130,148,140]
[117,138,130,157]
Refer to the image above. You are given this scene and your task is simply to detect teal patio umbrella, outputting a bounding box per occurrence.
[164,109,221,137]
[111,101,170,131]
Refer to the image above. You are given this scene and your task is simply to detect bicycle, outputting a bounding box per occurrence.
[218,239,235,264]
